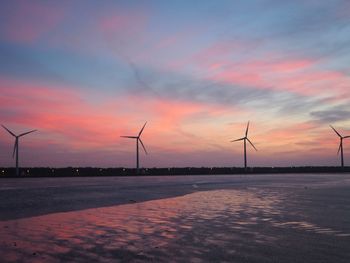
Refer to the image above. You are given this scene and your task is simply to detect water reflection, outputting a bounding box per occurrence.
[0,189,349,262]
[272,221,350,237]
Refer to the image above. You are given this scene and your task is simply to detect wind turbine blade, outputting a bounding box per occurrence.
[138,122,147,137]
[12,140,18,158]
[245,121,250,137]
[139,138,148,154]
[344,135,350,139]
[230,138,245,142]
[330,125,342,138]
[19,129,37,137]
[1,125,16,137]
[337,143,341,155]
[120,136,138,139]
[247,138,258,151]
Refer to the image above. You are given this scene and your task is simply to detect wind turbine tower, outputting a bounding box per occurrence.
[231,121,257,171]
[2,125,37,176]
[330,125,350,167]
[121,122,148,173]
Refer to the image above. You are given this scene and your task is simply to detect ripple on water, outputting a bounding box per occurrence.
[0,189,349,262]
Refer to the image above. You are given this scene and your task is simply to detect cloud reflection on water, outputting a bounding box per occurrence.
[0,189,349,262]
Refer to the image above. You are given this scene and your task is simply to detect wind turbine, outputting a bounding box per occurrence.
[330,125,350,167]
[2,125,37,176]
[121,122,148,173]
[231,121,257,171]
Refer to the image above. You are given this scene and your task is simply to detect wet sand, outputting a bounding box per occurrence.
[0,174,350,262]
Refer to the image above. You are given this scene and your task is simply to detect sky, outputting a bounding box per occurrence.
[1,0,350,168]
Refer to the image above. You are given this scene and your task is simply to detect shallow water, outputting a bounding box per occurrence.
[1,173,350,221]
[1,174,350,262]
[0,174,350,262]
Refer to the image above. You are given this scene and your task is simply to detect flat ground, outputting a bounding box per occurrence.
[0,174,350,262]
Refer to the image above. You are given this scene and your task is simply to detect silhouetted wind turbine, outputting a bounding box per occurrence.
[231,121,257,171]
[121,122,148,173]
[330,125,350,167]
[2,125,37,176]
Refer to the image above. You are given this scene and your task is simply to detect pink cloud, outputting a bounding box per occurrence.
[336,2,350,18]
[97,10,149,56]
[177,39,350,98]
[0,1,66,44]
[0,78,125,149]
[192,40,259,67]
[1,75,344,167]
[252,59,313,72]
[252,121,341,159]
[0,77,238,158]
[44,8,150,58]
[99,12,147,38]
[206,57,350,97]
[115,95,234,147]
[211,57,315,87]
[154,28,200,50]
[162,40,253,73]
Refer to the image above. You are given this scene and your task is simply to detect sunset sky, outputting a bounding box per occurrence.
[1,0,350,168]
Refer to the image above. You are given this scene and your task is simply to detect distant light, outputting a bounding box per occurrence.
[76,169,79,173]
[51,169,55,173]
[27,169,30,173]
[99,168,103,172]
[1,170,4,174]
[123,168,126,171]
